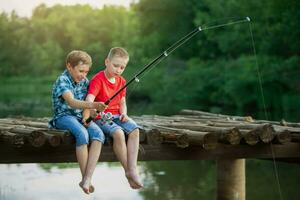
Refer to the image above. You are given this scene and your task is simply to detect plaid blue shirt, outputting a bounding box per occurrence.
[49,70,89,127]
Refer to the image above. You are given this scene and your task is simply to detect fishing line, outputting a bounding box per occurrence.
[248,20,284,200]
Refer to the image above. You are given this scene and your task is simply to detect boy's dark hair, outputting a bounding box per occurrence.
[66,50,92,67]
[107,47,129,60]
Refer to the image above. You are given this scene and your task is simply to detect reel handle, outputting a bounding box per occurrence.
[85,100,110,124]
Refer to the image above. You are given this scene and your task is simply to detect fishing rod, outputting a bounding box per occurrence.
[86,17,251,123]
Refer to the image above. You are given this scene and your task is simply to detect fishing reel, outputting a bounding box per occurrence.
[99,112,113,125]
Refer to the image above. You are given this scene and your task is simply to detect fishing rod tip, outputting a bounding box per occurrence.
[246,17,251,22]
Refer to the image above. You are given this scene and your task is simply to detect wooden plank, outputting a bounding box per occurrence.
[0,142,300,164]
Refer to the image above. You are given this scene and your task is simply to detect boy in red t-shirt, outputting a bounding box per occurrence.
[83,47,143,189]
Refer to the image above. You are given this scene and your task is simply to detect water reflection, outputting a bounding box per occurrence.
[141,160,216,200]
[1,160,300,200]
[0,163,143,200]
[141,160,300,200]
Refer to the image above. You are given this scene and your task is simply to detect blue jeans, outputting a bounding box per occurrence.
[55,115,105,146]
[95,114,139,137]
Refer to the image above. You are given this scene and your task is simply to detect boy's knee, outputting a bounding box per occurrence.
[87,122,105,143]
[90,131,105,144]
[129,128,139,137]
[112,129,125,140]
[75,130,89,146]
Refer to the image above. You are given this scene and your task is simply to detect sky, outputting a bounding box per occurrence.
[0,0,135,17]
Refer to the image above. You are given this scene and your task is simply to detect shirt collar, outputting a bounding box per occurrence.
[63,69,77,86]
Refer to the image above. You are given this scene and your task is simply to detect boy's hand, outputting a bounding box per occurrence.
[95,102,107,112]
[90,109,98,118]
[82,118,89,127]
[120,114,129,122]
[82,109,99,127]
[82,109,91,127]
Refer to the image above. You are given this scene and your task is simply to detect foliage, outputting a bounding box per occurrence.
[0,0,299,122]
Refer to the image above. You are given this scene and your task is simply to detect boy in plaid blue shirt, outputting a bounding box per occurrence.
[49,50,106,194]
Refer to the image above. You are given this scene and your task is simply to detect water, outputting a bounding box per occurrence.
[0,160,300,200]
[0,163,143,200]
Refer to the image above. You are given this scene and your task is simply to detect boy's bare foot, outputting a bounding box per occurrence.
[89,184,95,193]
[79,181,90,194]
[126,171,143,189]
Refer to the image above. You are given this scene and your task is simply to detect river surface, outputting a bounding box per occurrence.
[0,163,143,200]
[1,160,300,200]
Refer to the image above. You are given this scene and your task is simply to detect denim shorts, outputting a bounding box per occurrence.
[95,114,139,137]
[55,115,105,146]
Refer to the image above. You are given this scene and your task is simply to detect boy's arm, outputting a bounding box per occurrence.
[119,97,129,122]
[82,94,98,124]
[62,91,105,111]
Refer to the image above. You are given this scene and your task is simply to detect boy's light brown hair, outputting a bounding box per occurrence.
[66,50,92,68]
[107,47,129,61]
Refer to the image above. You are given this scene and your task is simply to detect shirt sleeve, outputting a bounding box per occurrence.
[54,76,73,98]
[88,77,101,97]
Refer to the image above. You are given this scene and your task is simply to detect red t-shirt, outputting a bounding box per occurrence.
[88,71,126,119]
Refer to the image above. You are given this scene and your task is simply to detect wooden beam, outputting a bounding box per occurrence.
[217,159,245,200]
[0,142,299,164]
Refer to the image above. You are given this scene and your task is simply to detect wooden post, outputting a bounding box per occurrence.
[217,159,245,200]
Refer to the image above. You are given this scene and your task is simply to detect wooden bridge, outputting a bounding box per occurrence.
[1,109,300,200]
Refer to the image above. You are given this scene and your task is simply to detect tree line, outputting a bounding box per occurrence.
[0,0,299,120]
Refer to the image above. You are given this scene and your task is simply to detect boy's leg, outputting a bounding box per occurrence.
[95,120,128,170]
[81,122,105,193]
[110,129,128,170]
[114,116,143,189]
[95,118,142,189]
[112,129,143,189]
[126,128,143,188]
[55,115,90,194]
[95,119,139,188]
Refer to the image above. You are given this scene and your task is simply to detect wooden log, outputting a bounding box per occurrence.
[272,130,291,144]
[206,121,254,129]
[0,119,48,129]
[0,124,27,131]
[279,120,300,128]
[254,119,300,128]
[40,131,61,147]
[141,121,241,145]
[25,130,47,147]
[0,126,35,134]
[207,122,275,143]
[1,141,300,163]
[0,131,25,148]
[138,128,147,143]
[273,125,300,134]
[161,132,189,148]
[217,159,245,200]
[184,130,218,150]
[44,129,75,145]
[143,128,163,146]
[146,125,189,148]
[179,109,253,122]
[218,127,241,145]
[171,115,235,124]
[4,127,47,147]
[249,124,275,143]
[240,130,259,146]
[291,133,300,143]
[152,125,218,149]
